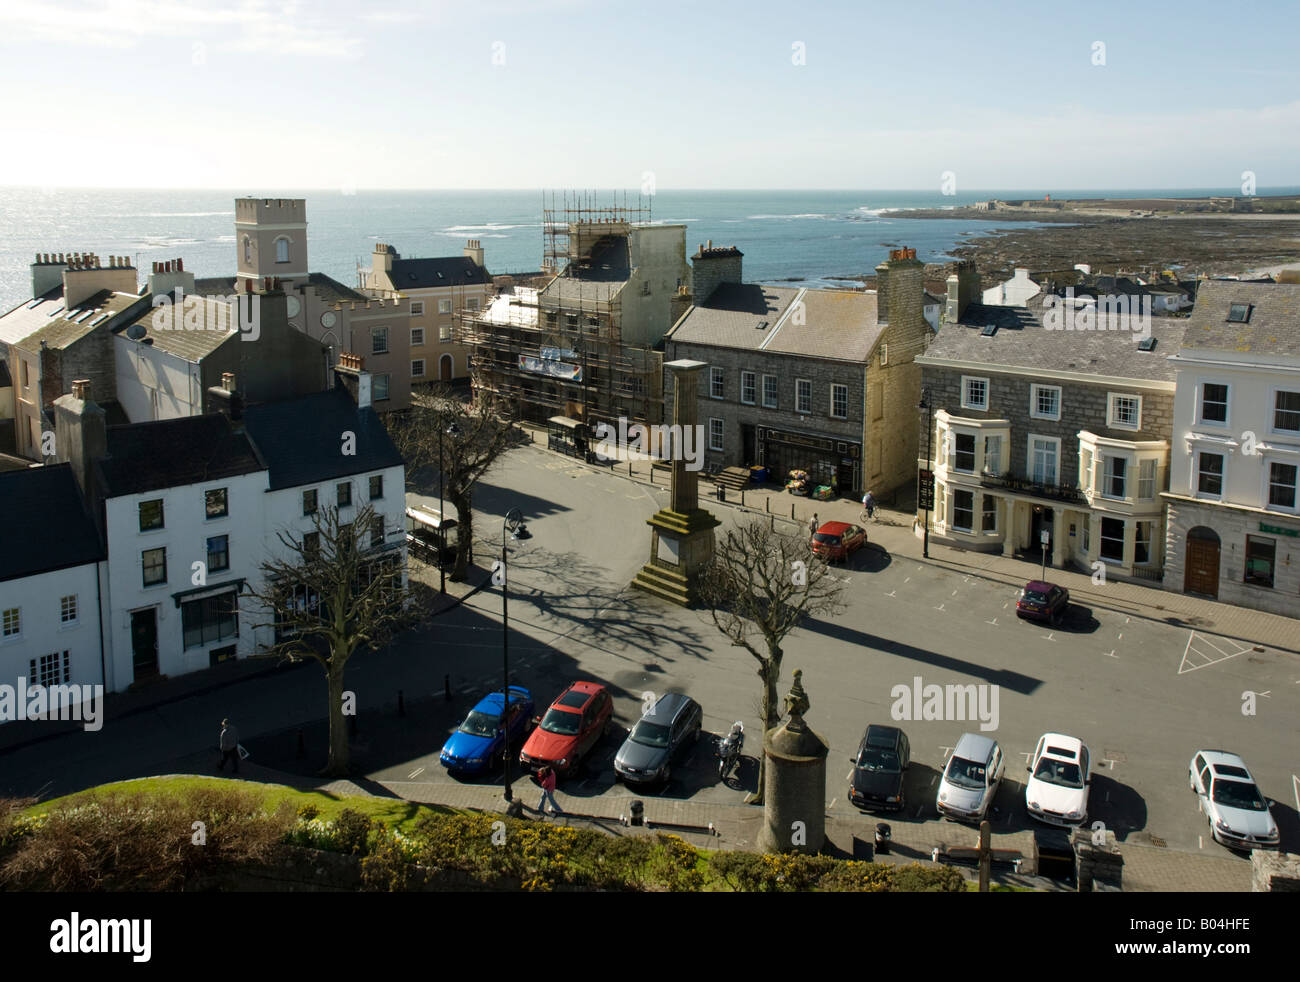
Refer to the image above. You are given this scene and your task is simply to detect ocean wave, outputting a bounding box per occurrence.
[445,223,541,231]
[746,213,829,220]
[127,212,234,218]
[438,231,509,238]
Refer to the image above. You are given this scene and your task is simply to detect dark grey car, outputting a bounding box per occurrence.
[614,692,703,787]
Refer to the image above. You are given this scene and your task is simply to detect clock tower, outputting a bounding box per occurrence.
[235,197,309,287]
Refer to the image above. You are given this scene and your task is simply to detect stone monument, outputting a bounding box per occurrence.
[758,670,830,855]
[631,359,721,606]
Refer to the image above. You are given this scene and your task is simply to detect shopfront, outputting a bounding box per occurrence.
[756,425,859,496]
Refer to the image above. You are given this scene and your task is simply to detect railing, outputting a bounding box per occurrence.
[1129,565,1165,583]
[977,471,1087,505]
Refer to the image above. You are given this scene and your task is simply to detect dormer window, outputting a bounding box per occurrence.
[1227,303,1251,323]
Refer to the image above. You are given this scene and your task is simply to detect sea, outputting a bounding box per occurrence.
[2,186,1297,312]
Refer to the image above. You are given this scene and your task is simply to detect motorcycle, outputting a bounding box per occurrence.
[716,721,745,781]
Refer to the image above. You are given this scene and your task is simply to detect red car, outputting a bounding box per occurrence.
[812,521,867,563]
[1016,580,1070,625]
[519,681,614,779]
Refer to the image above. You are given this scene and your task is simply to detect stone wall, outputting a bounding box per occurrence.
[1251,849,1300,891]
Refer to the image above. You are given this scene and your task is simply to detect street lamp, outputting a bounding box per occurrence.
[919,390,932,559]
[500,506,530,804]
[437,421,460,594]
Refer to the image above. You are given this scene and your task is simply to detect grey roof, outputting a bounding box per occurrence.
[667,284,882,363]
[193,274,368,306]
[98,414,265,498]
[541,237,631,305]
[920,296,1188,383]
[1177,280,1300,356]
[390,256,490,289]
[0,289,147,351]
[193,276,237,296]
[0,463,104,582]
[118,297,237,361]
[241,385,403,491]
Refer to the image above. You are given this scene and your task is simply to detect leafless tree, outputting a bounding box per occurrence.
[696,517,845,803]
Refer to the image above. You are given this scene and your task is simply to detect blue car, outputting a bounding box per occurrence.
[439,686,534,775]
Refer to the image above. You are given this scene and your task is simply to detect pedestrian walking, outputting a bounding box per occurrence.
[217,718,240,774]
[537,765,561,816]
[862,490,876,522]
[809,513,819,537]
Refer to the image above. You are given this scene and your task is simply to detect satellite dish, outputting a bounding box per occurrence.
[126,323,147,340]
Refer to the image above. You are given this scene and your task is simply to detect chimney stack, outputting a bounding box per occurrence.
[30,252,69,298]
[53,378,107,500]
[690,242,744,306]
[333,352,371,409]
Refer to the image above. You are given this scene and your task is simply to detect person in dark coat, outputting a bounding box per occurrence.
[218,718,240,773]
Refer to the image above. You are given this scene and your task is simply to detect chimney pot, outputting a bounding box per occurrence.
[71,378,91,401]
[221,372,236,391]
[706,239,712,250]
[176,258,183,271]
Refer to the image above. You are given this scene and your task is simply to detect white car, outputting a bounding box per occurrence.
[1025,733,1091,827]
[1189,750,1280,850]
[936,733,1004,822]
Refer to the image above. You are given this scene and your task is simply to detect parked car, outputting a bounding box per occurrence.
[1016,580,1069,625]
[1189,750,1280,850]
[812,521,867,563]
[519,681,614,779]
[439,686,534,776]
[1025,733,1091,826]
[936,732,1004,822]
[848,724,909,812]
[614,692,702,787]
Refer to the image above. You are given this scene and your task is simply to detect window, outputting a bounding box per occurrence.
[410,301,425,316]
[1099,517,1124,562]
[373,373,391,401]
[302,489,318,515]
[1081,515,1091,553]
[303,531,320,557]
[1030,384,1061,421]
[337,482,352,507]
[439,324,451,342]
[139,499,164,532]
[879,343,888,366]
[1135,521,1152,565]
[1029,436,1059,485]
[1200,383,1228,424]
[762,375,778,409]
[953,432,975,472]
[2,607,19,638]
[371,516,385,548]
[830,384,848,419]
[1274,391,1300,432]
[951,489,974,532]
[1268,461,1298,509]
[1080,447,1094,494]
[207,535,229,573]
[1138,458,1156,500]
[961,376,988,411]
[438,299,453,315]
[181,593,238,650]
[1244,536,1275,588]
[1227,303,1251,323]
[60,595,78,624]
[741,372,756,405]
[1108,393,1142,430]
[710,367,724,399]
[30,651,70,687]
[371,327,389,355]
[466,298,480,312]
[411,327,425,347]
[983,435,1002,476]
[369,475,384,499]
[142,547,167,587]
[795,379,811,414]
[411,359,426,379]
[1197,452,1224,496]
[243,237,251,264]
[981,495,997,532]
[275,238,289,263]
[205,488,228,519]
[708,418,724,452]
[1102,455,1127,498]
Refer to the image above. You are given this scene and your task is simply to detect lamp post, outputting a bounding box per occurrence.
[437,421,460,594]
[500,506,530,804]
[919,390,932,559]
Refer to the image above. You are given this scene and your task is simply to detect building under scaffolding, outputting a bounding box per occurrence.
[456,193,690,432]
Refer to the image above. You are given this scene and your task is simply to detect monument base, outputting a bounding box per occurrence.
[631,508,720,607]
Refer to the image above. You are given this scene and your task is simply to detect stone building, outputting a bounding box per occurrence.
[663,247,931,498]
[1162,281,1300,616]
[915,283,1185,580]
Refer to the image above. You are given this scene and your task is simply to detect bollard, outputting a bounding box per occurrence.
[398,689,405,717]
[790,502,795,519]
[296,728,306,759]
[765,496,769,513]
[741,490,745,507]
[444,674,452,701]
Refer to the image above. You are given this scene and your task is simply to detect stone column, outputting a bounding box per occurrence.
[668,361,702,513]
[1051,508,1066,568]
[758,670,830,855]
[1002,500,1017,557]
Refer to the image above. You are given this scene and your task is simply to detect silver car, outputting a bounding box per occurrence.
[1189,750,1280,850]
[614,693,702,787]
[937,732,1005,822]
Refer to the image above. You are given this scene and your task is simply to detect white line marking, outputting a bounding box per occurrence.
[1042,633,1056,642]
[933,603,945,611]
[408,766,425,779]
[986,618,998,626]
[1020,751,1033,762]
[846,771,855,782]
[1292,775,1299,812]
[1002,602,1008,609]
[1104,650,1117,658]
[951,590,958,597]
[1125,617,1130,624]
[915,805,924,818]
[904,577,911,583]
[1104,791,1109,802]
[829,798,836,809]
[1105,759,1117,770]
[1199,835,1203,850]
[1117,633,1123,640]
[885,590,897,598]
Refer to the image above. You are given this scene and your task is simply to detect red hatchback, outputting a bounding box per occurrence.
[1016,580,1070,625]
[812,521,867,563]
[519,681,614,779]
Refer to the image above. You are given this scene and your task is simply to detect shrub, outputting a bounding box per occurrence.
[651,833,704,892]
[889,862,967,893]
[332,809,374,857]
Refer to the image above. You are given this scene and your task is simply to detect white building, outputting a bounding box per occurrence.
[1163,281,1300,616]
[982,268,1041,306]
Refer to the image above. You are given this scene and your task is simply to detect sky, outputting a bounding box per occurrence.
[1,0,1297,190]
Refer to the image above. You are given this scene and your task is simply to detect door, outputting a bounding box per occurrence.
[1184,527,1220,598]
[1031,507,1054,559]
[742,425,756,466]
[440,354,453,381]
[130,608,159,681]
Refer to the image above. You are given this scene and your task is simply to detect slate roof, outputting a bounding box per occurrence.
[118,297,237,360]
[1176,280,1300,356]
[390,256,490,290]
[0,289,146,351]
[97,414,265,498]
[193,276,237,296]
[194,274,368,306]
[241,385,403,491]
[541,237,631,305]
[667,284,882,363]
[0,463,104,582]
[919,295,1188,383]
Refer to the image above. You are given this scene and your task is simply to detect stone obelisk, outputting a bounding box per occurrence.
[758,670,830,855]
[631,359,721,606]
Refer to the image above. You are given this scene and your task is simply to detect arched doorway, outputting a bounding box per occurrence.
[1184,526,1220,598]
[439,354,453,381]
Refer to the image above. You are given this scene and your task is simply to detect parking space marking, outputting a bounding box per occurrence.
[933,603,945,611]
[408,766,425,779]
[951,590,958,597]
[1178,631,1253,675]
[939,745,954,760]
[985,617,998,626]
[884,589,897,598]
[1104,649,1117,658]
[1041,633,1056,642]
[1292,775,1300,812]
